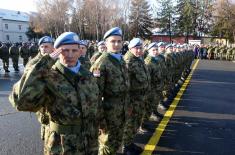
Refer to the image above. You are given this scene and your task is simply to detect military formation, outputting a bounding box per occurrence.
[194,44,235,61]
[0,42,39,72]
[8,27,194,155]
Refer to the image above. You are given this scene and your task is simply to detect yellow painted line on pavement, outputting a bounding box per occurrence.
[141,59,200,155]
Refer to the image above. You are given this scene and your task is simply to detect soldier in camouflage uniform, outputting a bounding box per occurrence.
[172,44,182,91]
[232,47,235,60]
[25,36,54,142]
[226,47,234,61]
[145,42,164,121]
[90,41,106,65]
[207,45,215,60]
[90,27,130,155]
[79,40,91,69]
[0,42,10,72]
[164,44,177,98]
[157,42,169,110]
[9,43,20,71]
[9,32,99,155]
[87,41,96,59]
[29,43,39,58]
[122,38,150,154]
[19,42,30,66]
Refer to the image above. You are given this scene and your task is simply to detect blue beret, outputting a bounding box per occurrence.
[165,44,173,49]
[79,40,88,47]
[38,36,53,46]
[97,41,105,47]
[54,32,80,48]
[103,27,122,40]
[147,42,157,50]
[157,42,165,47]
[128,38,143,49]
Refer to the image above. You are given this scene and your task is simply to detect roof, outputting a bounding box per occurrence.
[0,8,29,22]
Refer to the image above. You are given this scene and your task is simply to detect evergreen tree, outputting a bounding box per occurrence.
[196,0,215,37]
[175,0,197,42]
[129,0,153,39]
[211,0,235,43]
[156,0,175,42]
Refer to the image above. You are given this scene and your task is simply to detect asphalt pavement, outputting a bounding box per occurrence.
[0,59,43,155]
[139,60,235,155]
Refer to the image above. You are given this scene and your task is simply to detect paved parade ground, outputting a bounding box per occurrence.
[0,59,235,155]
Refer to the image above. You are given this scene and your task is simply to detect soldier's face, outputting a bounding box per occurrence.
[167,47,173,53]
[39,43,54,55]
[105,36,123,53]
[98,45,106,52]
[79,45,87,57]
[130,46,143,57]
[59,44,81,67]
[149,47,159,56]
[158,46,165,53]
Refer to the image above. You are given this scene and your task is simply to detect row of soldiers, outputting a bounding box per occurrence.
[9,27,194,155]
[199,45,235,61]
[0,42,38,72]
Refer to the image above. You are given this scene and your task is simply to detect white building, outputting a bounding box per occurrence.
[0,8,29,42]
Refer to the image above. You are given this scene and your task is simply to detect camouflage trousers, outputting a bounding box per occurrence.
[11,57,19,70]
[1,58,9,70]
[44,122,98,155]
[163,77,174,100]
[122,95,146,145]
[175,69,182,83]
[98,98,126,155]
[36,110,49,141]
[145,92,161,120]
[22,57,29,67]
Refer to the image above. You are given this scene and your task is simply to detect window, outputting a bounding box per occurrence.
[6,35,10,41]
[19,36,22,41]
[18,25,22,30]
[5,24,8,29]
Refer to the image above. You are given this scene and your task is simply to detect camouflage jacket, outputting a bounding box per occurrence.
[90,51,102,66]
[164,52,176,75]
[145,55,163,92]
[124,51,150,96]
[0,46,9,59]
[9,55,99,151]
[9,46,19,58]
[91,52,130,99]
[79,56,91,70]
[29,45,39,57]
[157,54,168,82]
[19,46,30,58]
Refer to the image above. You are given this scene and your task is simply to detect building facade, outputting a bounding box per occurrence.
[0,8,29,43]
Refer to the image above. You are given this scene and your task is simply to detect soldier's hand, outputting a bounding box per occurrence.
[41,48,55,56]
[49,48,62,60]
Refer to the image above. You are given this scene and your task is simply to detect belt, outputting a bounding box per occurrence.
[49,121,81,134]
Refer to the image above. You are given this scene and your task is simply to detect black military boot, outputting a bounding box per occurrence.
[5,69,10,73]
[154,111,164,119]
[123,143,142,155]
